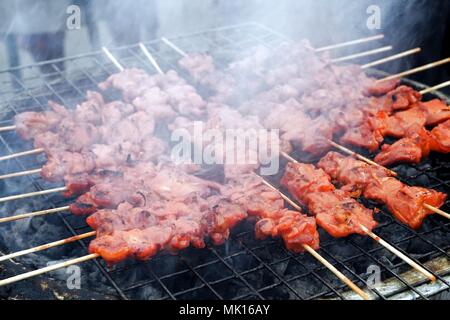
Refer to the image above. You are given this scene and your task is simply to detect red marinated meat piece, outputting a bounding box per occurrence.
[317,151,388,197]
[255,209,320,252]
[420,99,450,126]
[430,119,450,153]
[304,190,378,237]
[364,177,446,229]
[383,106,427,138]
[281,162,335,205]
[281,162,377,237]
[375,125,433,166]
[318,152,447,229]
[366,79,400,96]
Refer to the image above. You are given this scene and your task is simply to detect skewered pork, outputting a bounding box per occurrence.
[281,162,378,237]
[318,152,447,229]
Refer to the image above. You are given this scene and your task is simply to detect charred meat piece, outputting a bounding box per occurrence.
[383,106,427,138]
[255,209,320,252]
[364,177,446,229]
[318,151,387,197]
[318,152,447,229]
[304,190,378,237]
[225,174,320,252]
[339,111,387,152]
[420,99,450,126]
[375,125,433,166]
[281,162,335,204]
[431,119,450,153]
[281,162,377,237]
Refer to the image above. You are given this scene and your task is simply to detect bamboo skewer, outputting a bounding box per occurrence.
[330,46,393,63]
[0,206,69,224]
[376,57,450,82]
[0,125,16,132]
[139,43,164,75]
[101,47,124,71]
[280,153,437,282]
[315,34,384,52]
[161,37,188,57]
[361,48,421,69]
[325,140,397,176]
[0,148,44,162]
[420,80,450,95]
[423,203,450,220]
[0,168,42,180]
[358,225,436,282]
[0,231,96,263]
[0,186,67,203]
[0,253,99,287]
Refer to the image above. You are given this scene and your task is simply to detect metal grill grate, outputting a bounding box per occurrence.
[0,22,449,300]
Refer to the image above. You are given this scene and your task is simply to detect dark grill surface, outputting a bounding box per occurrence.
[0,22,449,300]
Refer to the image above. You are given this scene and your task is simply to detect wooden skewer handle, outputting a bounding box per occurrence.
[377,57,450,82]
[0,186,67,203]
[161,37,188,57]
[0,168,42,180]
[302,244,370,300]
[0,125,17,132]
[315,34,384,52]
[0,231,96,263]
[361,48,421,69]
[331,46,392,63]
[423,203,450,220]
[0,148,44,162]
[0,253,99,287]
[360,225,436,282]
[0,206,70,224]
[420,80,450,95]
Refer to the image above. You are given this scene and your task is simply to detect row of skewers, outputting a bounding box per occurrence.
[0,33,448,298]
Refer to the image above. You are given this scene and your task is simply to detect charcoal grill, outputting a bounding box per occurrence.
[0,22,449,300]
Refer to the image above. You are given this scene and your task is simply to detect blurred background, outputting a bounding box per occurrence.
[0,0,449,92]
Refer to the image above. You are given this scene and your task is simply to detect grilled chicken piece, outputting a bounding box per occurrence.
[364,177,446,229]
[317,151,387,197]
[383,107,427,138]
[340,111,387,152]
[281,163,335,202]
[255,209,320,252]
[281,162,378,237]
[375,125,433,166]
[385,85,422,111]
[431,119,450,153]
[318,152,447,229]
[225,174,320,251]
[420,99,450,126]
[304,190,378,237]
[366,79,400,96]
[14,100,70,140]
